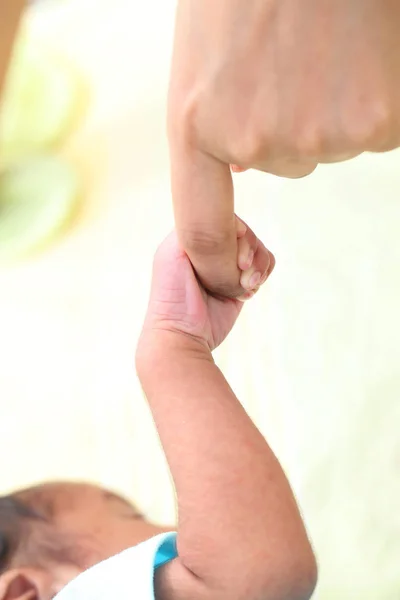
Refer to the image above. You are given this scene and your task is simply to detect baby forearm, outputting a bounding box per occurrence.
[136,330,316,600]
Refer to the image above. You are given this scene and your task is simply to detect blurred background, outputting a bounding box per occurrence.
[0,1,399,598]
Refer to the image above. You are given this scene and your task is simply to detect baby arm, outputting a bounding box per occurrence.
[136,232,317,600]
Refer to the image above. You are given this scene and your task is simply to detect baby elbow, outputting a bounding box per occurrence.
[286,551,318,600]
[262,546,318,600]
[239,543,318,600]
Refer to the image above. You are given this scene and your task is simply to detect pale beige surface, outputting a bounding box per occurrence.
[0,1,399,598]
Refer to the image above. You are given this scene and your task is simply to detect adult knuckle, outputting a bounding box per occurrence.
[230,130,268,169]
[168,83,202,146]
[368,102,393,148]
[343,100,392,150]
[294,125,323,159]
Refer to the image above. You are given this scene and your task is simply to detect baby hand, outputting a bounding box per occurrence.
[235,216,275,302]
[140,225,274,353]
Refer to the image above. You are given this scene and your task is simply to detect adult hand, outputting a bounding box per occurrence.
[0,0,24,107]
[168,0,400,297]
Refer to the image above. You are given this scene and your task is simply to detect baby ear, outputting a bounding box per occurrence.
[0,569,49,600]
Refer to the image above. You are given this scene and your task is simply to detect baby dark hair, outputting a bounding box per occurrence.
[0,489,78,575]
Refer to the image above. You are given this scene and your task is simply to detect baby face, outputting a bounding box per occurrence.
[0,482,167,599]
[15,482,165,570]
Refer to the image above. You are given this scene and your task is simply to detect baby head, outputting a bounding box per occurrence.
[0,482,164,600]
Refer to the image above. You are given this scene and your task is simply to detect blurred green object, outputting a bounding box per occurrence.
[0,32,86,167]
[0,29,87,261]
[0,156,80,261]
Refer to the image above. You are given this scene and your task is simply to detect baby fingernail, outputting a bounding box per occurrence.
[249,272,261,289]
[237,290,255,302]
[238,248,253,270]
[245,249,254,268]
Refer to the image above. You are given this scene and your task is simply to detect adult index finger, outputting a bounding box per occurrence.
[170,140,243,298]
